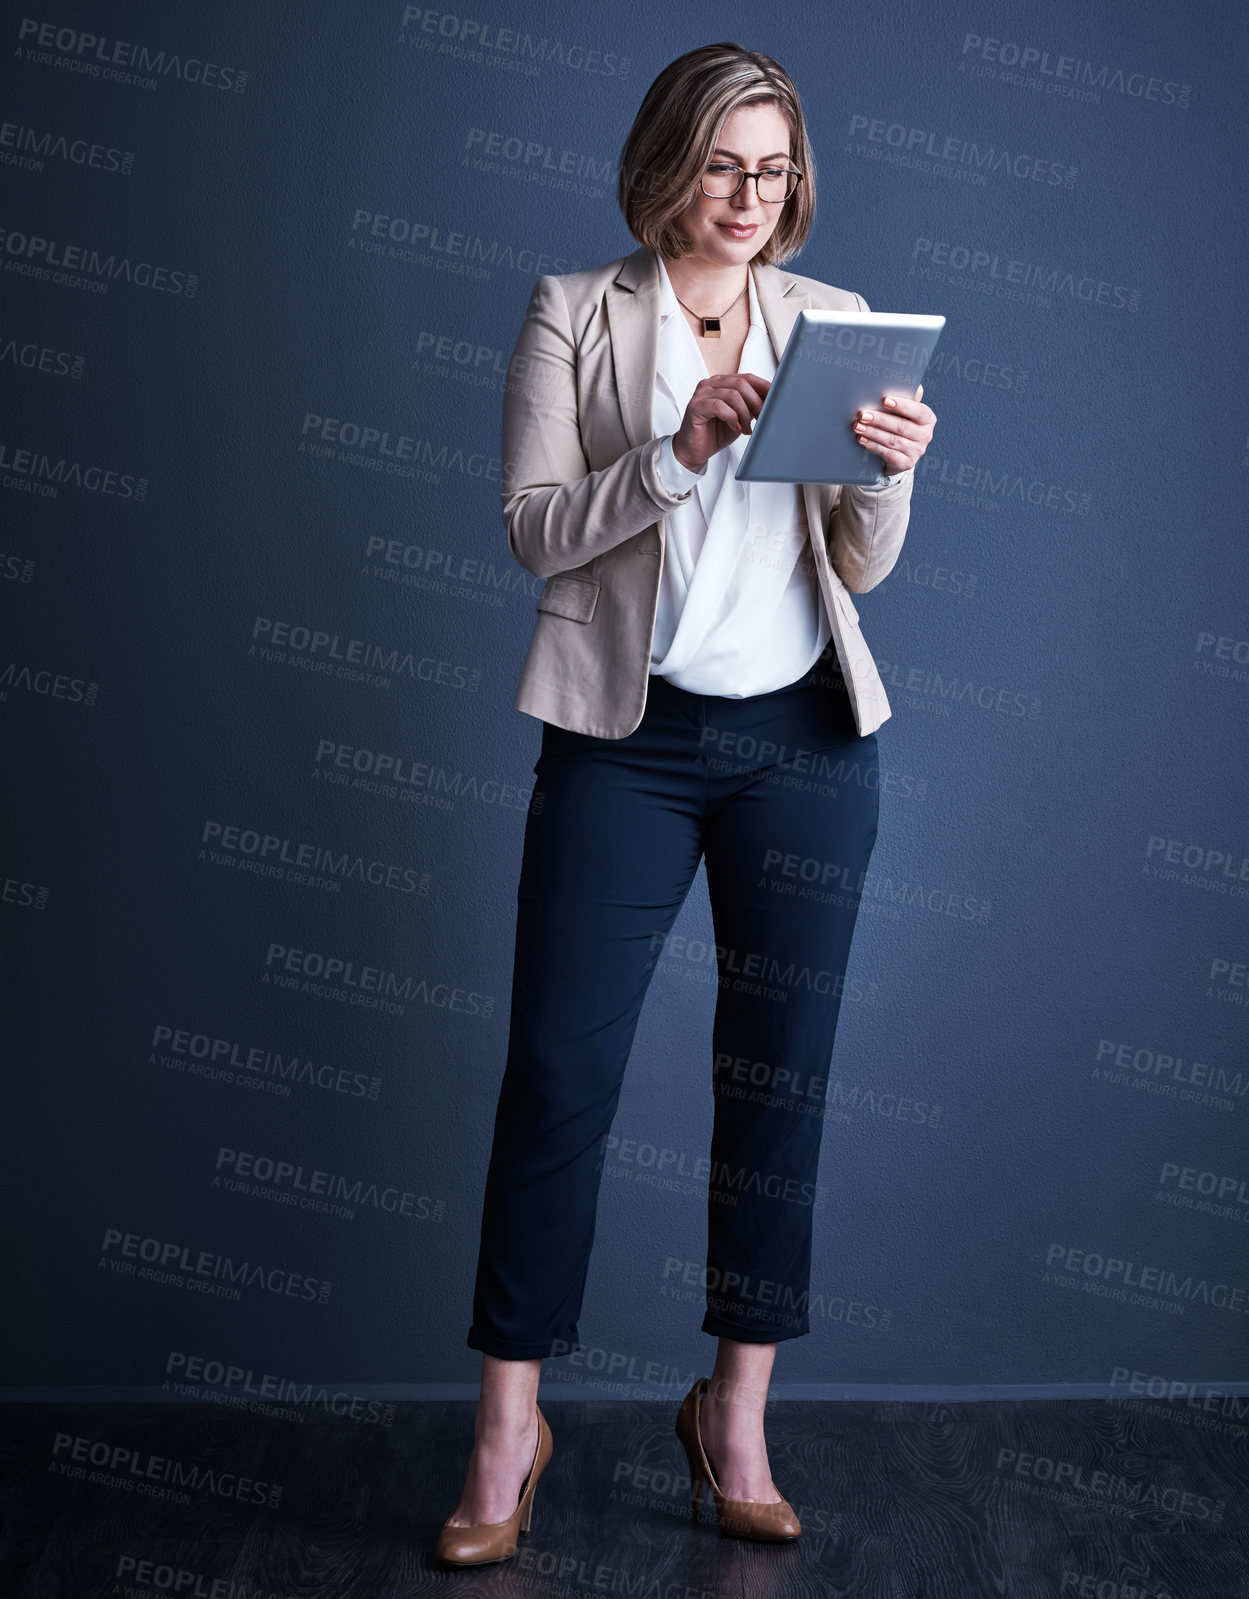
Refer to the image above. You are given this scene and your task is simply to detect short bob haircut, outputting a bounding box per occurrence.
[617,42,816,267]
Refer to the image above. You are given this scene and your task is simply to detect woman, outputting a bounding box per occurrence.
[437,41,936,1566]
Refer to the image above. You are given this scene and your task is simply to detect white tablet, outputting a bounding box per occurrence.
[735,310,945,486]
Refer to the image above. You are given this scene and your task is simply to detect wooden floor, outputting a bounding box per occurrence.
[2,1395,1246,1596]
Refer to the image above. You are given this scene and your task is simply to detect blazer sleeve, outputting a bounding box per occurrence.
[825,290,915,594]
[500,274,692,580]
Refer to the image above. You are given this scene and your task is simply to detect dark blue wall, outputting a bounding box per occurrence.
[3,1,1247,1400]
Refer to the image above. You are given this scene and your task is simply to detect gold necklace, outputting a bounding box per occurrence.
[669,281,747,338]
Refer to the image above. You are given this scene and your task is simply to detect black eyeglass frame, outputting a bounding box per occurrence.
[698,162,805,202]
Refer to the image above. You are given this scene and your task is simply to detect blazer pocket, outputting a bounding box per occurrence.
[536,574,600,624]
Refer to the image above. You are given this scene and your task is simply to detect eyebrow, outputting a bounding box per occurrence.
[712,147,791,161]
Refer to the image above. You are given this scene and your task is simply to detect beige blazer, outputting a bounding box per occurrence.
[500,244,914,739]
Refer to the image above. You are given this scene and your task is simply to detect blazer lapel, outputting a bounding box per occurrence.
[750,254,806,363]
[605,247,659,452]
[606,245,807,451]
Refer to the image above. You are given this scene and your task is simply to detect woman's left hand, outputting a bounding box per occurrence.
[852,383,936,475]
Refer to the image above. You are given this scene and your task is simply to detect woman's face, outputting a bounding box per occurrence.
[671,101,795,266]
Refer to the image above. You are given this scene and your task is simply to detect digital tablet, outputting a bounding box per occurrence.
[735,310,946,486]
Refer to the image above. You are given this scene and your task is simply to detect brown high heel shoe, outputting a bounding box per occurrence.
[675,1376,801,1541]
[435,1406,553,1567]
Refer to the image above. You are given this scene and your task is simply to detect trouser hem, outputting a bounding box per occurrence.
[701,1312,809,1343]
[466,1326,583,1360]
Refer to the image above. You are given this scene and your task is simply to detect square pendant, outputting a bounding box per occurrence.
[702,318,721,338]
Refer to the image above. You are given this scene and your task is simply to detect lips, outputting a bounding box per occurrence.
[717,223,758,237]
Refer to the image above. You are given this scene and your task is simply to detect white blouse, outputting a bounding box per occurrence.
[647,254,827,697]
[648,251,901,698]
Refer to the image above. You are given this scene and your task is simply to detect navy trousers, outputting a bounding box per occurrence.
[467,643,880,1358]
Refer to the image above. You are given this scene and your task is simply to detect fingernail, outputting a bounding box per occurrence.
[885,397,897,407]
[860,411,873,422]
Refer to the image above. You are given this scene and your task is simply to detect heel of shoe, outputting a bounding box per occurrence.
[517,1406,551,1537]
[674,1388,706,1522]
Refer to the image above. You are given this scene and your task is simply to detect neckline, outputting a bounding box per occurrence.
[658,255,758,379]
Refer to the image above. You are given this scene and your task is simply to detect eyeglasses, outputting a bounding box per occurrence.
[700,162,803,203]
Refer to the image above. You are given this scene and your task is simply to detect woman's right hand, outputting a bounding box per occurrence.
[671,374,771,473]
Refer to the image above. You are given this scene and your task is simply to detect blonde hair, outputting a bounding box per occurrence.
[617,42,816,267]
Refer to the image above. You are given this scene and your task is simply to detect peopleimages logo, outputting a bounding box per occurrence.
[0,550,34,582]
[0,224,198,296]
[0,438,146,501]
[465,125,610,175]
[1157,1159,1249,1215]
[249,616,480,693]
[1,873,49,910]
[50,1432,280,1509]
[846,112,1077,189]
[199,820,428,895]
[362,532,543,606]
[958,30,1193,110]
[213,1147,444,1223]
[113,1560,309,1596]
[660,1257,891,1331]
[163,1348,396,1426]
[0,333,84,378]
[299,410,501,483]
[996,1446,1222,1522]
[1145,833,1249,896]
[1110,1365,1249,1435]
[1195,629,1249,675]
[924,346,1027,396]
[397,6,633,79]
[0,552,35,582]
[347,206,581,276]
[0,119,134,175]
[1093,1036,1248,1108]
[1207,956,1249,1007]
[15,20,248,93]
[150,1022,383,1103]
[263,941,495,1021]
[872,656,1041,719]
[313,738,533,812]
[911,236,1140,312]
[1045,1242,1249,1318]
[98,1228,332,1305]
[0,662,99,706]
[916,452,1090,514]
